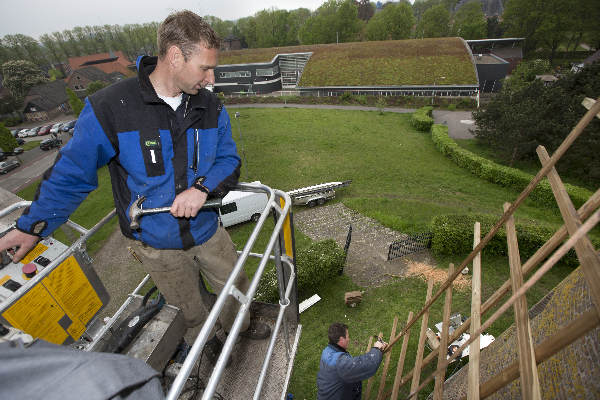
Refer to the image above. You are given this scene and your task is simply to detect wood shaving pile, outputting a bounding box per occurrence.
[405,261,471,291]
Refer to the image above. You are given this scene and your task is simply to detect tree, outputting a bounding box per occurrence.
[473,62,600,185]
[356,0,375,21]
[418,4,450,38]
[487,16,504,39]
[452,0,486,39]
[365,2,414,41]
[48,68,64,81]
[2,60,48,100]
[66,88,84,117]
[502,59,551,93]
[0,122,19,153]
[300,0,362,44]
[86,81,107,96]
[502,0,597,61]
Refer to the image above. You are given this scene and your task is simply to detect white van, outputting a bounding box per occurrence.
[219,183,268,228]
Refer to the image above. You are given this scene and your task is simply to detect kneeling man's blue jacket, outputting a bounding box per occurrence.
[316,343,383,400]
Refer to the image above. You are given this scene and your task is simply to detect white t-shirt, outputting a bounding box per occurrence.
[157,92,183,111]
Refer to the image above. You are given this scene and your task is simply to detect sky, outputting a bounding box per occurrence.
[0,0,331,38]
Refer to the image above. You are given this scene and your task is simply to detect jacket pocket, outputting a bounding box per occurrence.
[139,127,165,177]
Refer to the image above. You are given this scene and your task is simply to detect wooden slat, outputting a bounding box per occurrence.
[365,331,381,400]
[537,145,600,315]
[391,311,413,400]
[504,202,541,400]
[444,208,600,370]
[393,188,600,394]
[582,97,600,119]
[463,309,600,400]
[385,98,600,354]
[377,316,398,400]
[468,222,482,400]
[434,263,455,399]
[410,279,434,396]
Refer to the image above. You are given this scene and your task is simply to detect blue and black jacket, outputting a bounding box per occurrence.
[316,343,383,400]
[17,56,240,249]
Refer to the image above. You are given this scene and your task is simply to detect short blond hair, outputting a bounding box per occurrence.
[157,10,220,60]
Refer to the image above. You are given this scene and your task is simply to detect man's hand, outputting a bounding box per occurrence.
[0,229,39,263]
[170,187,208,218]
[373,338,388,352]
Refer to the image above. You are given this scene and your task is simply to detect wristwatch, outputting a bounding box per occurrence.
[193,177,210,194]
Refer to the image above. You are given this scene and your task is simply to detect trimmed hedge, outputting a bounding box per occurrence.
[410,106,434,132]
[431,214,581,267]
[430,124,592,209]
[256,239,346,303]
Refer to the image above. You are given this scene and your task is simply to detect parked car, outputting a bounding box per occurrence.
[0,152,6,161]
[27,127,40,137]
[0,160,20,174]
[49,122,63,134]
[17,129,29,138]
[38,124,52,136]
[11,147,24,155]
[10,129,18,137]
[40,137,62,150]
[61,120,76,132]
[16,138,25,145]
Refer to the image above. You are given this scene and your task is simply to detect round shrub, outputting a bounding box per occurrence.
[256,239,346,303]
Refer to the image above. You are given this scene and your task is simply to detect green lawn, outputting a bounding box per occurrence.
[232,108,566,232]
[15,108,578,398]
[22,140,41,151]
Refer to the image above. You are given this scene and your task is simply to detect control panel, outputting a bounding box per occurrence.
[0,224,109,345]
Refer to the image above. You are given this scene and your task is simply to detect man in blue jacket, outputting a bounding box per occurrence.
[317,322,387,400]
[0,11,268,362]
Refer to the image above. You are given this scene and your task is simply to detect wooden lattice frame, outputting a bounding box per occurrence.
[366,97,600,400]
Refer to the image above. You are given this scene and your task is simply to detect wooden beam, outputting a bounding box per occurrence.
[391,311,413,400]
[468,223,482,400]
[582,97,600,119]
[463,309,600,400]
[537,145,600,315]
[504,202,541,400]
[385,98,600,353]
[377,316,398,400]
[444,208,600,370]
[410,279,434,396]
[365,332,381,400]
[434,263,455,399]
[391,189,600,392]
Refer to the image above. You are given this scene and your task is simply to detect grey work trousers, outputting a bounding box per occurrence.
[127,226,250,335]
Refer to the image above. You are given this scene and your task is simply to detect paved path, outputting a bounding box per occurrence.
[227,103,475,139]
[294,202,439,288]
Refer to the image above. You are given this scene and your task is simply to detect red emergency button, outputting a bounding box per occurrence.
[22,263,37,279]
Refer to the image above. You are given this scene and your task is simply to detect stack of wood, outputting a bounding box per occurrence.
[344,291,362,307]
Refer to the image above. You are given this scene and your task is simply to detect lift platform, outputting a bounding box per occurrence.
[0,183,300,400]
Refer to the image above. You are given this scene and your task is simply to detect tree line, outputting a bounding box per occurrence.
[3,0,597,70]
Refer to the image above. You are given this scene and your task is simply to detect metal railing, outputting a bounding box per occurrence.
[1,182,298,400]
[166,182,297,400]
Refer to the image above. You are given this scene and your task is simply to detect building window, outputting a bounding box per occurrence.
[219,71,251,79]
[256,66,279,77]
[220,202,237,215]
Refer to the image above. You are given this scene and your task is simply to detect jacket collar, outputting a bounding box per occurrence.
[137,55,210,110]
[329,343,349,354]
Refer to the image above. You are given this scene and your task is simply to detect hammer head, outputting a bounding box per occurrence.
[129,196,147,231]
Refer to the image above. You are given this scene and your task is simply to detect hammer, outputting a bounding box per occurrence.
[129,196,223,230]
